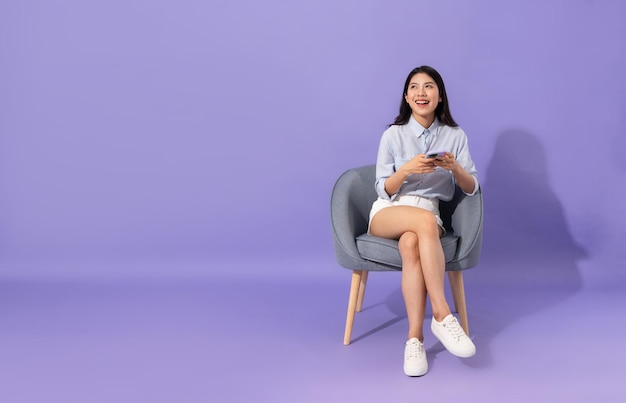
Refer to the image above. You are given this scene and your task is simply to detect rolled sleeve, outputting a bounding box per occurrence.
[453,131,479,195]
[465,175,479,196]
[374,133,398,200]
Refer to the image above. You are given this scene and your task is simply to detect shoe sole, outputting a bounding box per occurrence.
[404,367,428,377]
[431,326,476,358]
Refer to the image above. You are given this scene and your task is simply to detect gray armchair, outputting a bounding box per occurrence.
[331,164,483,345]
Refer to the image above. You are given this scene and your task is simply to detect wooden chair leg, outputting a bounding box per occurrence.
[356,270,369,312]
[447,271,469,335]
[344,270,363,345]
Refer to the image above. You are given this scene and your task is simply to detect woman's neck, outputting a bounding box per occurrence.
[412,113,435,128]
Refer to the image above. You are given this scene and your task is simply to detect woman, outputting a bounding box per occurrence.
[369,66,478,376]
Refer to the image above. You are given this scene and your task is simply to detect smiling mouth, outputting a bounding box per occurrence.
[415,100,429,105]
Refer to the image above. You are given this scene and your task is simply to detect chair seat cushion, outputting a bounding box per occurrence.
[355,233,459,268]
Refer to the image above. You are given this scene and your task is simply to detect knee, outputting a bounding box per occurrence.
[398,232,419,259]
[412,212,440,238]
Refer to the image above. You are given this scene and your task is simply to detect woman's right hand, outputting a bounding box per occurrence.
[384,155,435,197]
[399,154,436,176]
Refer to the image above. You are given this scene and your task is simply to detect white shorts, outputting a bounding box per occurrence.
[368,195,445,235]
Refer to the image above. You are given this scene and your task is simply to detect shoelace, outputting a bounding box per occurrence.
[406,341,423,359]
[444,317,465,341]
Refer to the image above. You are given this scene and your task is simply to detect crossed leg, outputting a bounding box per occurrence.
[369,206,452,341]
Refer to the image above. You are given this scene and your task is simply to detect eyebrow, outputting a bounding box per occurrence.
[409,81,436,85]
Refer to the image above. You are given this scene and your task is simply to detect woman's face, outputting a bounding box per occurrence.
[404,72,442,125]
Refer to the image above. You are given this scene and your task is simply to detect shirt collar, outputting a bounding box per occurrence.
[409,116,440,137]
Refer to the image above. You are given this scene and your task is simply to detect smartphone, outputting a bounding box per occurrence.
[425,150,447,159]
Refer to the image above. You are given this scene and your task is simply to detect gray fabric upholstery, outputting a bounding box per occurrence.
[355,233,459,268]
[331,164,483,272]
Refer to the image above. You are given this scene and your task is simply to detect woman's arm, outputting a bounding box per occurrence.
[384,156,436,196]
[450,162,477,194]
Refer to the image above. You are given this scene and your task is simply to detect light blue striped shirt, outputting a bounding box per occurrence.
[375,117,479,201]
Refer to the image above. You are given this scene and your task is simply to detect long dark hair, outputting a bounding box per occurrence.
[389,65,458,127]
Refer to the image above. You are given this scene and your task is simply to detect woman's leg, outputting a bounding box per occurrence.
[370,206,452,322]
[397,231,427,341]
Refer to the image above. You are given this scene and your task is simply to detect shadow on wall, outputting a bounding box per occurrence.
[480,129,586,281]
[453,129,588,368]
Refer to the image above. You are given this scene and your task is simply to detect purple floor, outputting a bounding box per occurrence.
[1,253,624,403]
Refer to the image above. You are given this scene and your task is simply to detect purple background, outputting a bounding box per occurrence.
[2,0,624,267]
[1,1,626,402]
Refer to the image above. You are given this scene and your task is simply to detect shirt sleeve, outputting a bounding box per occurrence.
[453,129,480,196]
[374,131,398,200]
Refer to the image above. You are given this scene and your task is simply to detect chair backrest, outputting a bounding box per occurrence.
[330,165,377,271]
[331,164,483,271]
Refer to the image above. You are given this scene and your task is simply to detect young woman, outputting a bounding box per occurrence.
[369,66,478,376]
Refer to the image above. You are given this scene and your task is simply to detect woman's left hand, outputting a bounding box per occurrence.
[432,152,458,171]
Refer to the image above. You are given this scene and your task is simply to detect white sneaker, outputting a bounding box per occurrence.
[404,338,428,376]
[431,314,476,358]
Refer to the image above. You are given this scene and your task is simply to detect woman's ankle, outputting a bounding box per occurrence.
[432,310,452,322]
